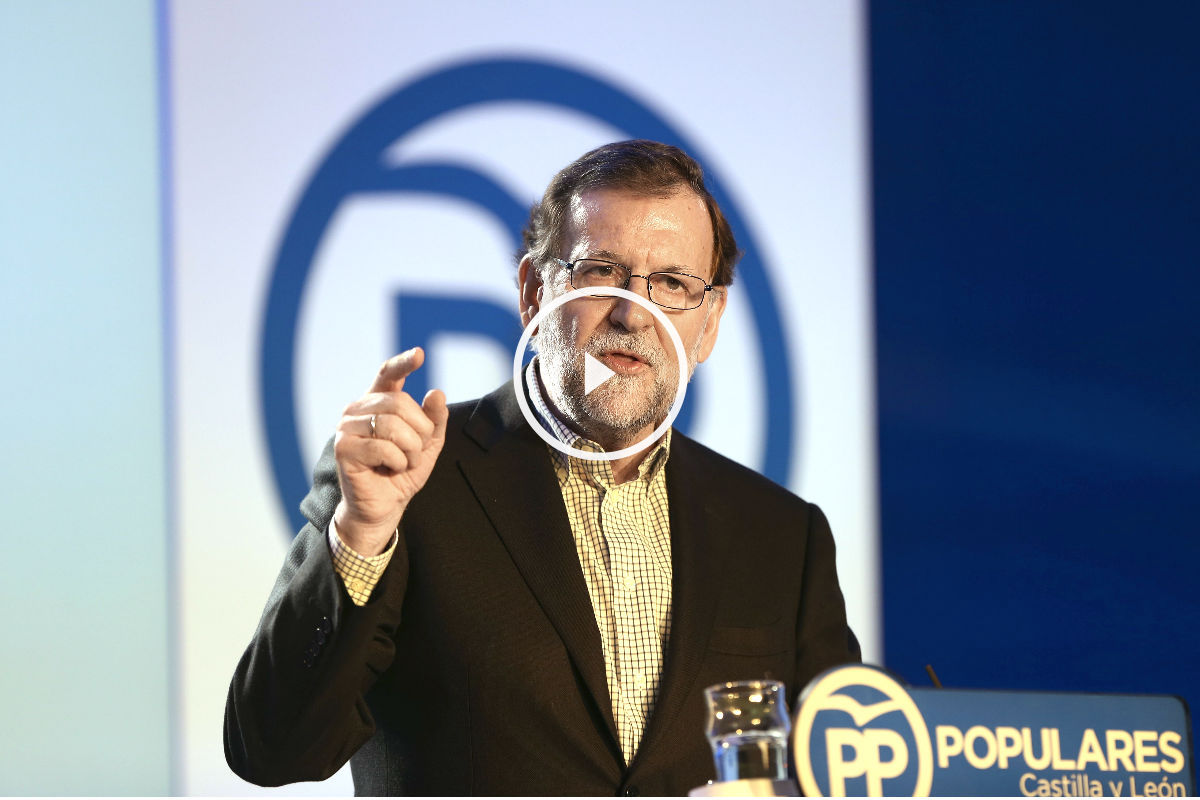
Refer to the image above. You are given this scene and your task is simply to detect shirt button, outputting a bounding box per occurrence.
[633,672,646,688]
[349,578,367,594]
[621,575,637,592]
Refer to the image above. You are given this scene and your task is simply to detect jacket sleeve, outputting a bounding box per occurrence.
[223,439,409,786]
[794,502,862,690]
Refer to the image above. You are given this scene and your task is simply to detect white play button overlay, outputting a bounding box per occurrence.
[583,352,617,396]
[513,286,688,462]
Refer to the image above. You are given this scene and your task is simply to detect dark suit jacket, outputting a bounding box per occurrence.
[225,382,859,795]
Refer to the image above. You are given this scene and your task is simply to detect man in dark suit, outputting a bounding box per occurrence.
[225,140,859,795]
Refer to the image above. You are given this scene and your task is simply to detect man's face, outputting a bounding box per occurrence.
[519,187,727,447]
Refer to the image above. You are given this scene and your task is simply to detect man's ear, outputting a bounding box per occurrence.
[516,255,544,326]
[517,254,543,327]
[695,287,728,364]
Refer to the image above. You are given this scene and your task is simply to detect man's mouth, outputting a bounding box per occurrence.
[597,348,650,375]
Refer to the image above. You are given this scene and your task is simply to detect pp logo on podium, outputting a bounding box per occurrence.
[794,665,934,797]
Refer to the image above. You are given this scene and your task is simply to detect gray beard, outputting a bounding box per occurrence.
[534,310,702,450]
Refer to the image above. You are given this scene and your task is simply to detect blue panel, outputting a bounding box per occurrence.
[871,0,1200,749]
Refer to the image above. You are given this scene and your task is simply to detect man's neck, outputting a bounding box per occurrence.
[606,450,654,485]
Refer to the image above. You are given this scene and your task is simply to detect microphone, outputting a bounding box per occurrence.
[925,663,944,688]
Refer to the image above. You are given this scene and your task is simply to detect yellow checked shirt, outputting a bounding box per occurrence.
[526,362,673,766]
[329,361,674,765]
[327,525,395,606]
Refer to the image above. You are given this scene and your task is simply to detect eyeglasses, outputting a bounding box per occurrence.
[551,258,716,311]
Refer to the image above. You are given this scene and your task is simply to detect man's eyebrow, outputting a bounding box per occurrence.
[584,248,625,263]
[583,249,698,274]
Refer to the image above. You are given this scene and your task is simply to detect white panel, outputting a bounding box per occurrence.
[169,1,875,792]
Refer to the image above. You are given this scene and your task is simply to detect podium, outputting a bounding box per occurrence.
[789,664,1193,797]
[694,664,1194,797]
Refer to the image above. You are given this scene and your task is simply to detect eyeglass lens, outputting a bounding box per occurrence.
[571,260,706,310]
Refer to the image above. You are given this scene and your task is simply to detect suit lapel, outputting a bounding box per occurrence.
[634,435,720,767]
[456,383,619,747]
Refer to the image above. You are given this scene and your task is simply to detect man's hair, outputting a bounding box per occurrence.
[520,139,741,286]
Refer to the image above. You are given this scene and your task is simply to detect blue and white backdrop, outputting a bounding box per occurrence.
[9,2,1196,796]
[167,2,875,793]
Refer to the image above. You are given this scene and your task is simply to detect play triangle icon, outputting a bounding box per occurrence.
[583,352,617,395]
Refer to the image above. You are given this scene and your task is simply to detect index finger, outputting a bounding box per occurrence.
[368,347,425,394]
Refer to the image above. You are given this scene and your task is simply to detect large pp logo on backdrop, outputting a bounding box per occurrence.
[260,58,797,533]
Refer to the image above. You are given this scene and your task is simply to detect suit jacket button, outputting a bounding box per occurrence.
[621,786,638,796]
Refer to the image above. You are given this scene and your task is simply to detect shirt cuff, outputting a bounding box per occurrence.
[327,519,398,606]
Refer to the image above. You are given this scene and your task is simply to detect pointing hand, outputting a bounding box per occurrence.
[331,347,448,555]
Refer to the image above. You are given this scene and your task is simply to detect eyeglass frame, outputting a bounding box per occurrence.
[549,257,718,311]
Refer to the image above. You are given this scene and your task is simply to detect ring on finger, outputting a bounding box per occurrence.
[369,414,378,438]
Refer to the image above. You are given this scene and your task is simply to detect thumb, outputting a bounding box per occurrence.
[422,389,449,444]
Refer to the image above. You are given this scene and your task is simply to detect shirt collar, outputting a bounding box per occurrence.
[524,357,671,486]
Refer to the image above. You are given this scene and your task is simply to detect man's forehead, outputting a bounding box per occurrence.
[564,187,714,263]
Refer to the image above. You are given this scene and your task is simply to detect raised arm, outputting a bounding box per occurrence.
[223,347,447,786]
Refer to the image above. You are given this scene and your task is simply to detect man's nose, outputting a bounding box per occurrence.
[609,275,655,330]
